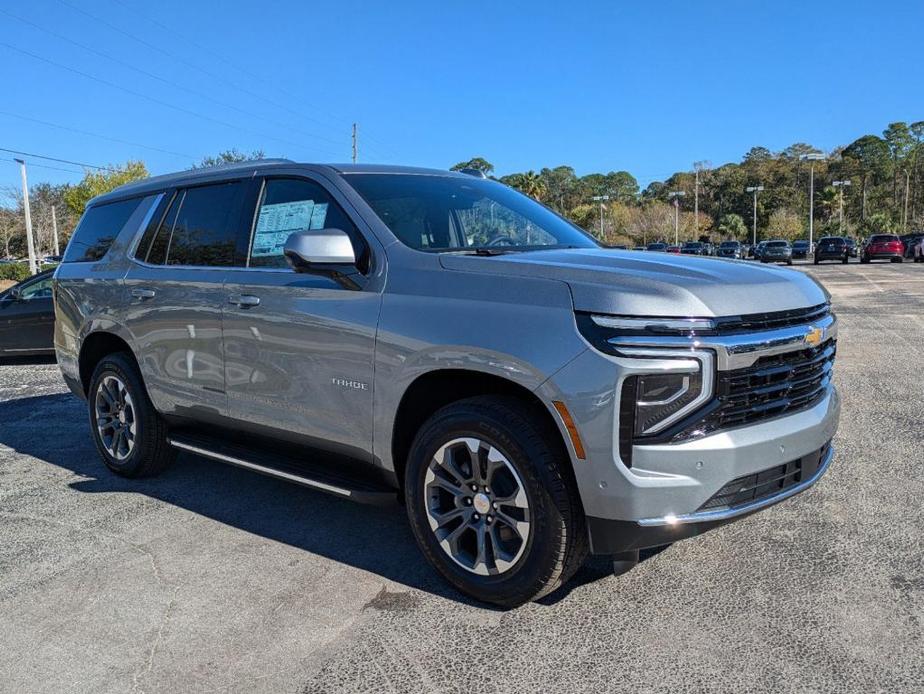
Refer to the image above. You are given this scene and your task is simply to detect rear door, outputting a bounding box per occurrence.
[123,180,249,422]
[221,174,383,459]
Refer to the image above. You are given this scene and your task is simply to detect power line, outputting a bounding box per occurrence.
[103,0,401,160]
[53,0,355,154]
[0,110,193,160]
[0,41,342,158]
[0,147,116,171]
[0,8,347,151]
[3,159,84,175]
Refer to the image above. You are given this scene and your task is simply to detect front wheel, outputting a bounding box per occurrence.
[88,352,175,478]
[404,396,587,607]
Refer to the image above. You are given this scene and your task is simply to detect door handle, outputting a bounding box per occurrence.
[228,294,261,308]
[131,288,156,300]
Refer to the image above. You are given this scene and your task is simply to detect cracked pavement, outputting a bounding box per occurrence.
[1,262,922,692]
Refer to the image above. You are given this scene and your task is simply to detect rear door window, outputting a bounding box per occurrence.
[63,197,143,262]
[167,182,245,266]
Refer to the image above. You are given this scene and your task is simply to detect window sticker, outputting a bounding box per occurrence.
[252,200,328,257]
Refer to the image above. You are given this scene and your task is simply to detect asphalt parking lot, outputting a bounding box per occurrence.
[1,261,922,693]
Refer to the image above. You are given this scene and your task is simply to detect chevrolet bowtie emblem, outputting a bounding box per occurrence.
[804,326,823,347]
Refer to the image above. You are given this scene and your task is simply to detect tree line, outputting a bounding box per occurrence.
[3,122,922,260]
[453,119,924,246]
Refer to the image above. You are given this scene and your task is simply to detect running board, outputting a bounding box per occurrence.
[167,434,396,506]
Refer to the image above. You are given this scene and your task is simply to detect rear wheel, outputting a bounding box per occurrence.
[892,257,903,263]
[88,352,175,478]
[404,396,587,607]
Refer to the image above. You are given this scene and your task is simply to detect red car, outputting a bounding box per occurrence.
[666,245,681,254]
[860,234,904,263]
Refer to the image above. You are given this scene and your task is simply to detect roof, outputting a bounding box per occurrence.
[89,160,469,207]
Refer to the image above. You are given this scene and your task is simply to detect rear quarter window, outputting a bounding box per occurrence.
[63,197,144,263]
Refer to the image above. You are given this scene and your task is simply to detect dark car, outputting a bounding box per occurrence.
[844,238,858,257]
[861,234,904,263]
[646,242,668,252]
[792,240,811,259]
[760,240,793,265]
[814,237,849,264]
[900,233,924,260]
[751,241,768,260]
[0,269,55,357]
[717,241,743,259]
[680,241,707,255]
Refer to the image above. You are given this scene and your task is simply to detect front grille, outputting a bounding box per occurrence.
[711,303,830,334]
[698,442,830,512]
[668,338,836,441]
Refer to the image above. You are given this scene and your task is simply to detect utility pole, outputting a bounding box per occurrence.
[51,205,60,257]
[832,180,851,233]
[351,123,358,164]
[902,169,911,232]
[668,191,686,245]
[14,158,37,275]
[693,161,708,238]
[591,194,611,237]
[801,153,824,254]
[746,185,764,246]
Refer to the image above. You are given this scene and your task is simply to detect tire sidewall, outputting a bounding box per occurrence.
[405,407,567,604]
[88,354,147,475]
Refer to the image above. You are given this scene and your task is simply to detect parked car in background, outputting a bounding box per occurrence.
[703,242,715,256]
[608,244,628,250]
[844,238,858,258]
[633,246,646,251]
[717,241,743,259]
[680,241,708,255]
[814,237,849,264]
[666,245,681,253]
[861,234,904,263]
[900,233,924,260]
[54,160,840,607]
[0,268,55,357]
[646,242,667,252]
[751,241,768,260]
[792,240,811,259]
[760,240,793,265]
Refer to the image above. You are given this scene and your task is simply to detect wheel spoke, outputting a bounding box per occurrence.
[424,436,530,578]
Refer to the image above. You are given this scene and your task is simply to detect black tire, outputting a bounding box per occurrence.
[861,256,869,264]
[404,396,588,607]
[814,258,820,265]
[893,257,903,263]
[786,259,793,266]
[88,352,175,478]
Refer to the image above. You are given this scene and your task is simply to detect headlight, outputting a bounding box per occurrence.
[576,313,717,459]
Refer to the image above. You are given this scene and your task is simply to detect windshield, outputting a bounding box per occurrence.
[682,242,702,248]
[766,241,789,247]
[720,241,739,247]
[869,234,898,243]
[345,173,598,252]
[793,241,808,247]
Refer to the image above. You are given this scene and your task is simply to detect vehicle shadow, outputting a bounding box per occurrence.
[0,392,659,609]
[0,355,57,366]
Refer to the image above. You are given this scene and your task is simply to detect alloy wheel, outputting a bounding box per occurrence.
[94,375,136,461]
[424,437,531,576]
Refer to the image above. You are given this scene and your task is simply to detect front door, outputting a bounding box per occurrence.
[222,176,382,460]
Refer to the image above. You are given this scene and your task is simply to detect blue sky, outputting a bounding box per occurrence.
[2,0,922,191]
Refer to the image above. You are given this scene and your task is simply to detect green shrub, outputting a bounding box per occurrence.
[0,263,31,283]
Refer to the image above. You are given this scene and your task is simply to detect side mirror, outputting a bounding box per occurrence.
[283,228,356,270]
[8,287,22,301]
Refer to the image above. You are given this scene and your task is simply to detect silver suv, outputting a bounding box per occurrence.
[54,161,840,607]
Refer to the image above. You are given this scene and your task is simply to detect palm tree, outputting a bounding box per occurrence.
[518,171,546,201]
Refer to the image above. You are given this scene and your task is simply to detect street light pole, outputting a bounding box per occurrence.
[746,185,764,246]
[801,153,824,254]
[832,180,851,234]
[14,158,38,275]
[693,161,708,238]
[591,194,610,237]
[667,191,686,245]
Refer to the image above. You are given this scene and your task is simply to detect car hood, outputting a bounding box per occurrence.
[439,248,828,317]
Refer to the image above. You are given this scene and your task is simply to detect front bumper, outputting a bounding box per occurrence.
[586,441,834,553]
